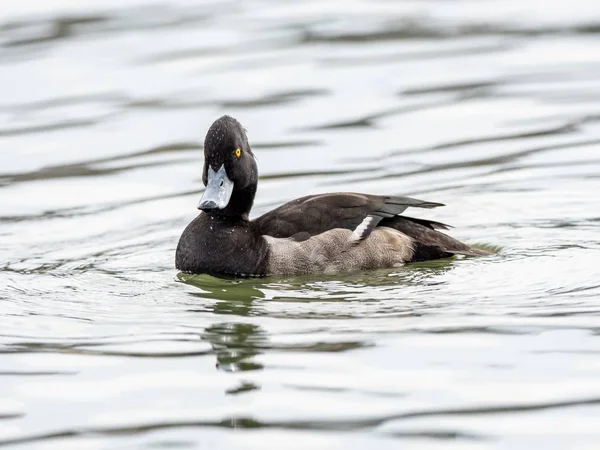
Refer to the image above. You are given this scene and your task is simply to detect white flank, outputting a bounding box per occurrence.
[353,216,374,240]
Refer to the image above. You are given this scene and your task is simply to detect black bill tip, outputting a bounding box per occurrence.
[198,200,218,211]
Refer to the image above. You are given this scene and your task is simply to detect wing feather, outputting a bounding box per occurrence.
[252,192,442,238]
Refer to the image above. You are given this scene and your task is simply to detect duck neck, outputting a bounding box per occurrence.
[213,184,256,221]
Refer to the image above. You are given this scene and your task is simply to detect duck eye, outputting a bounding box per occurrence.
[235,148,241,158]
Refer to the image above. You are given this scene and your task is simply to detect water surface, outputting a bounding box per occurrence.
[1,0,600,448]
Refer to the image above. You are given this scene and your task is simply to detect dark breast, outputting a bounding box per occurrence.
[175,214,269,277]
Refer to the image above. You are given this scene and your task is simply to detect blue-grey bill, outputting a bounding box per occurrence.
[197,165,234,211]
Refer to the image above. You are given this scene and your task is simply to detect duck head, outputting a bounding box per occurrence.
[198,116,258,219]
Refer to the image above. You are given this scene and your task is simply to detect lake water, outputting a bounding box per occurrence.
[1,0,600,448]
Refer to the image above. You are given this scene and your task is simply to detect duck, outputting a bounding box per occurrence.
[175,115,492,277]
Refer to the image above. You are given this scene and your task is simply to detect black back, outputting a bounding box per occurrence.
[252,192,489,258]
[253,193,442,238]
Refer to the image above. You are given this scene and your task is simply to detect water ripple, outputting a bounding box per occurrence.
[2,0,600,448]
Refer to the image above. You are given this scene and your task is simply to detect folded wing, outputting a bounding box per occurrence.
[252,192,443,239]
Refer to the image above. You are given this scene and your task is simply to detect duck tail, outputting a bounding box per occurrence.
[381,215,495,261]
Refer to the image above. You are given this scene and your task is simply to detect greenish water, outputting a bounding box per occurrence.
[1,0,600,448]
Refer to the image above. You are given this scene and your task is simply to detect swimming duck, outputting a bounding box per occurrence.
[175,115,491,277]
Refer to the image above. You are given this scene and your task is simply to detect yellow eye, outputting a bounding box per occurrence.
[235,148,241,158]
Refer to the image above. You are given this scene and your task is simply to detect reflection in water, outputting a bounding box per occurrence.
[178,259,457,311]
[179,273,264,316]
[203,322,266,374]
[180,278,268,376]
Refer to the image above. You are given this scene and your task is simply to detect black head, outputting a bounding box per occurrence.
[198,116,258,219]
